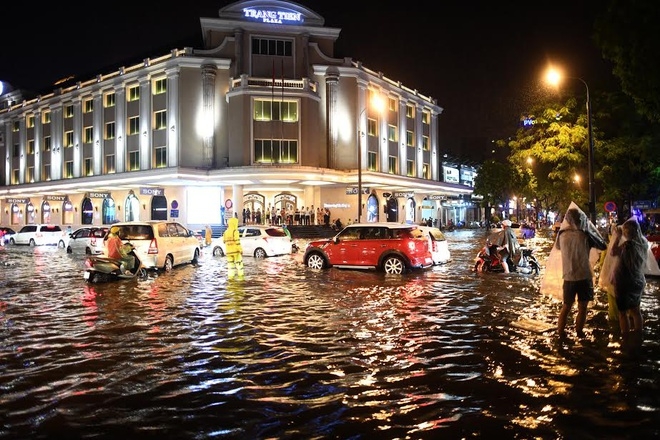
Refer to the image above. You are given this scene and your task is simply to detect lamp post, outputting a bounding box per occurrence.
[545,67,596,223]
[357,106,366,223]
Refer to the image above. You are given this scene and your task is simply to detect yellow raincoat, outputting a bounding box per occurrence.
[223,217,244,279]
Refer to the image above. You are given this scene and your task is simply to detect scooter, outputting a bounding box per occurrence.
[474,242,540,275]
[83,244,148,283]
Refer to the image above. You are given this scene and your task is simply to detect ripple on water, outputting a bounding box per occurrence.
[0,230,659,438]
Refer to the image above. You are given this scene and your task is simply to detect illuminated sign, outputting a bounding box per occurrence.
[140,187,164,196]
[345,187,370,195]
[243,8,303,24]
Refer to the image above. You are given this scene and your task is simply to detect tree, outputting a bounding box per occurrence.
[595,0,660,122]
[472,160,520,222]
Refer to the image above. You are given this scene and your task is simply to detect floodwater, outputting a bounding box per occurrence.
[0,229,658,439]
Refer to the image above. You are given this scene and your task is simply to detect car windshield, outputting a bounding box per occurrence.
[111,225,154,240]
[426,228,446,241]
[265,228,287,237]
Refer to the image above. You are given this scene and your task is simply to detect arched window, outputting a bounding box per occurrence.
[81,198,94,225]
[151,195,167,220]
[125,193,140,222]
[102,198,117,224]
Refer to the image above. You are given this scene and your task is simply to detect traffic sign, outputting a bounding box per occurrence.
[604,201,616,212]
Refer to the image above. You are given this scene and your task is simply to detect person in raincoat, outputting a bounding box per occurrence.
[223,217,244,280]
[490,219,520,273]
[555,207,607,338]
[609,218,647,336]
[204,225,213,247]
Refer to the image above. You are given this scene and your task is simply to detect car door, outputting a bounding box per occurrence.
[359,227,386,266]
[16,225,36,244]
[329,227,362,265]
[239,227,257,256]
[69,228,90,253]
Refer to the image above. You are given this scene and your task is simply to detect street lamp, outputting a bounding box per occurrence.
[545,67,596,223]
[357,94,385,223]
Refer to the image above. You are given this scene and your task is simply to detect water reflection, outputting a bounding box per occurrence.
[0,229,658,439]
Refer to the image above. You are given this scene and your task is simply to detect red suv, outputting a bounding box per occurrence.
[303,222,433,274]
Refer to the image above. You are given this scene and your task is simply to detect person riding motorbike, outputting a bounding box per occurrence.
[490,219,521,273]
[106,230,136,275]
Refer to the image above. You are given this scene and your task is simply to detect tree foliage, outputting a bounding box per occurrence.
[595,0,660,122]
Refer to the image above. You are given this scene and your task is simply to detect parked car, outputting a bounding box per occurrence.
[9,224,67,246]
[212,225,293,258]
[303,222,433,274]
[416,225,451,265]
[65,227,109,255]
[104,221,200,271]
[0,227,17,245]
[648,232,660,268]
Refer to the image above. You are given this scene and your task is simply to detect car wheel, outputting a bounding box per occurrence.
[67,246,73,254]
[9,238,15,245]
[85,248,91,255]
[137,268,148,280]
[164,255,174,272]
[306,253,326,270]
[29,239,36,247]
[254,248,267,258]
[58,240,65,249]
[382,255,405,274]
[192,248,200,265]
[212,246,224,257]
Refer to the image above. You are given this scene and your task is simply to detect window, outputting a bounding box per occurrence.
[64,131,74,148]
[27,166,34,183]
[422,110,430,125]
[104,92,116,108]
[368,151,378,171]
[43,164,51,181]
[406,130,414,147]
[81,126,92,144]
[27,115,35,128]
[388,125,397,142]
[406,104,415,118]
[127,85,140,102]
[65,161,74,178]
[388,156,398,174]
[254,100,298,122]
[43,136,51,152]
[128,151,140,171]
[105,122,115,140]
[12,121,19,132]
[83,98,94,113]
[367,118,377,136]
[254,139,298,164]
[423,163,430,179]
[154,110,167,130]
[128,116,140,135]
[12,143,19,157]
[388,97,397,112]
[11,169,19,184]
[27,140,35,154]
[105,154,115,174]
[153,78,167,95]
[422,135,429,151]
[42,111,51,124]
[252,38,293,56]
[153,146,167,168]
[84,157,93,176]
[64,104,74,118]
[407,159,415,177]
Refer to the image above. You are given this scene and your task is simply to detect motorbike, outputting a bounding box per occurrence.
[83,244,148,283]
[474,242,540,275]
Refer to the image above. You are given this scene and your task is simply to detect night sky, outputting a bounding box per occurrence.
[0,0,613,162]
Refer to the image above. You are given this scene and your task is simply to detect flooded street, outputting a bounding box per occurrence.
[1,229,659,439]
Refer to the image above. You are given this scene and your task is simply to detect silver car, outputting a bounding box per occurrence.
[65,227,109,255]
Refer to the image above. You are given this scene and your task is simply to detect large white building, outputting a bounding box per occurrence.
[0,0,477,231]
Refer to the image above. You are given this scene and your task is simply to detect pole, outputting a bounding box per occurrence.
[578,77,596,224]
[357,107,366,223]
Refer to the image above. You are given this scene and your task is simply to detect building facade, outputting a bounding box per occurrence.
[0,0,478,231]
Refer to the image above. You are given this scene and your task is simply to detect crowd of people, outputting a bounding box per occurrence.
[241,206,333,227]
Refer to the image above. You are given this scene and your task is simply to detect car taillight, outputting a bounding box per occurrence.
[90,238,96,246]
[148,238,158,254]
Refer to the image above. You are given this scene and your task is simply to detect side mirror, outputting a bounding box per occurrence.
[332,237,339,244]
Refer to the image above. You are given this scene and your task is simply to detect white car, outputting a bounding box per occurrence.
[65,226,109,255]
[212,225,293,258]
[105,221,200,271]
[1,227,17,245]
[417,226,451,265]
[10,224,67,246]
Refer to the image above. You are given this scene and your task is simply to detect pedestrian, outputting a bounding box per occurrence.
[222,217,244,280]
[609,218,647,337]
[556,207,607,338]
[204,225,212,247]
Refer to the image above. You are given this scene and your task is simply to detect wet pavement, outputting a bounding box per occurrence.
[0,228,658,439]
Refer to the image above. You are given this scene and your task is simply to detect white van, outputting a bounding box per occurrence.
[105,221,200,271]
[10,224,67,246]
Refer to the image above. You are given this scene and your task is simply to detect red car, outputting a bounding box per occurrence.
[648,233,660,266]
[303,222,433,274]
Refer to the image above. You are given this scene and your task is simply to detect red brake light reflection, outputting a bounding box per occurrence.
[148,238,158,254]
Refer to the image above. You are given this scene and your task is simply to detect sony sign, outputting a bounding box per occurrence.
[243,8,303,24]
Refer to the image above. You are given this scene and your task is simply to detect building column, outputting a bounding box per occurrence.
[234,29,244,78]
[325,72,339,169]
[139,77,152,170]
[166,67,180,167]
[202,64,217,168]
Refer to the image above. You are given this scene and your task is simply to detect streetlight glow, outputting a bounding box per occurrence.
[543,65,596,223]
